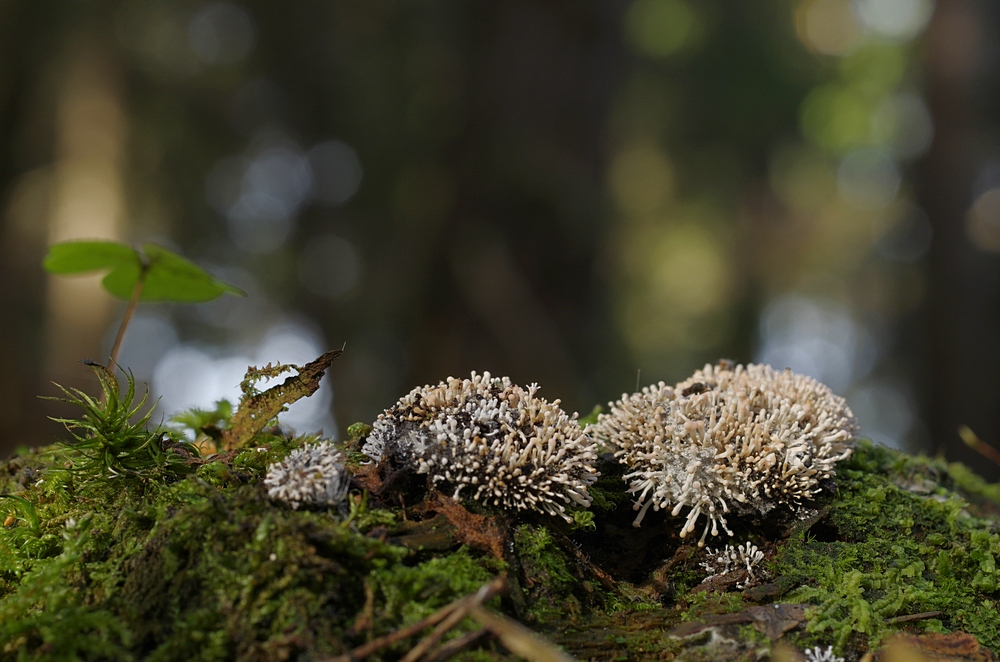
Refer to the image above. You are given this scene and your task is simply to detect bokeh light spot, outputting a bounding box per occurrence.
[847,381,914,449]
[853,0,934,41]
[795,0,863,56]
[298,234,363,300]
[837,147,901,208]
[769,143,837,213]
[966,188,1000,253]
[873,203,933,262]
[308,141,363,206]
[227,192,294,253]
[800,85,870,153]
[871,92,934,159]
[110,313,179,383]
[623,0,701,59]
[608,143,675,217]
[649,225,729,315]
[756,296,876,394]
[212,140,313,253]
[188,2,256,65]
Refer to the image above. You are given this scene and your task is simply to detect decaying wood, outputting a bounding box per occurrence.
[548,527,617,591]
[387,513,460,551]
[878,632,998,662]
[422,492,508,559]
[668,603,809,641]
[220,349,342,450]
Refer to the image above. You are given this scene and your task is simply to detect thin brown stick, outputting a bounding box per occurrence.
[401,577,506,662]
[885,610,943,625]
[468,606,575,662]
[399,601,474,662]
[109,274,145,366]
[327,577,506,662]
[328,603,458,662]
[346,579,375,636]
[958,425,1000,467]
[422,629,492,662]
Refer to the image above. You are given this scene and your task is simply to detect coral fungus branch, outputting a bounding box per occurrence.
[592,361,857,545]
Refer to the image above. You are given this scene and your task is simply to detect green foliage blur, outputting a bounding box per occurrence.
[0,0,997,475]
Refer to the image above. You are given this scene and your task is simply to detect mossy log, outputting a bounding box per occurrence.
[1,432,1000,661]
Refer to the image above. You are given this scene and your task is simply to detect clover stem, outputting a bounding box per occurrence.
[109,272,145,367]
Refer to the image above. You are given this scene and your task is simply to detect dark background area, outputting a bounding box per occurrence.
[1,0,999,478]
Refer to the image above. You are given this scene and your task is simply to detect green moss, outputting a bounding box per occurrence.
[678,591,747,622]
[772,440,1000,654]
[49,364,196,484]
[0,517,132,661]
[570,510,597,532]
[7,388,1000,662]
[947,462,1000,505]
[513,524,582,621]
[342,491,397,532]
[370,547,496,628]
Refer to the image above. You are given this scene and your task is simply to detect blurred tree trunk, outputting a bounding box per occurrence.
[921,0,1000,479]
[0,5,60,457]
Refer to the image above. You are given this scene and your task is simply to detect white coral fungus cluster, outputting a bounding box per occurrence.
[592,361,858,545]
[265,441,351,510]
[699,542,765,589]
[362,371,599,521]
[804,646,844,662]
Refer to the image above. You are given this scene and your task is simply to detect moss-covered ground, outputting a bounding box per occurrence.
[1,371,999,661]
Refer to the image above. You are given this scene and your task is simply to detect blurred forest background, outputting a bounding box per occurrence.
[1,0,999,477]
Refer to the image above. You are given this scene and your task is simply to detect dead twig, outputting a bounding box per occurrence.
[422,630,493,662]
[885,610,943,625]
[327,576,506,662]
[346,579,375,636]
[400,580,501,662]
[958,425,1000,467]
[468,606,576,662]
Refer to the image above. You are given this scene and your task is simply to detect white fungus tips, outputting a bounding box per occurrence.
[804,646,844,662]
[700,542,765,589]
[362,371,599,522]
[591,361,858,546]
[265,441,351,510]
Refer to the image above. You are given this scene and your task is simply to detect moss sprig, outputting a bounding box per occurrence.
[47,361,195,483]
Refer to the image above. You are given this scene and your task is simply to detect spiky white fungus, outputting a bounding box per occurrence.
[700,542,765,589]
[362,371,599,522]
[591,361,858,545]
[265,441,351,510]
[804,645,844,662]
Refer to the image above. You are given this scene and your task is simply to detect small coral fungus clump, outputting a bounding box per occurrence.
[362,371,599,521]
[700,542,765,589]
[592,361,858,545]
[265,441,351,509]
